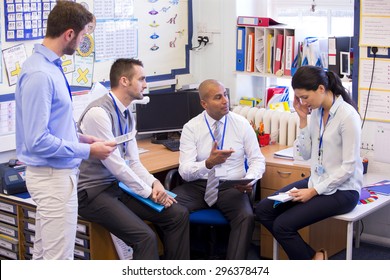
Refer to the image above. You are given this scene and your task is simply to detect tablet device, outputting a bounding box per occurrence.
[218,178,257,188]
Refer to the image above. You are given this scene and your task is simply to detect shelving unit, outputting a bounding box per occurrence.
[235,22,298,107]
[0,195,118,260]
[236,24,296,77]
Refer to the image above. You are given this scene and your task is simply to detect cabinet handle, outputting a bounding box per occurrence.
[277,171,292,176]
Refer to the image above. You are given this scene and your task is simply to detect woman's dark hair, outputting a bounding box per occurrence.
[291,66,357,110]
[46,1,93,38]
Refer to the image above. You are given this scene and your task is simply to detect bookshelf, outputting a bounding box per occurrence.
[235,24,296,78]
[235,21,298,108]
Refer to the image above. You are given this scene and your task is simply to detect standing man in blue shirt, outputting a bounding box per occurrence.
[15,1,116,260]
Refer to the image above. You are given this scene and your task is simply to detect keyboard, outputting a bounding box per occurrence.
[162,140,180,152]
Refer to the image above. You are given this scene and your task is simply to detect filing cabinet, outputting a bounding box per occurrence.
[0,195,118,260]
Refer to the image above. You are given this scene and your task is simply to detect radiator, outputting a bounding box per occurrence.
[233,106,300,146]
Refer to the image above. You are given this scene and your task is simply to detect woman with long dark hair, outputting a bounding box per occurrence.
[255,66,362,260]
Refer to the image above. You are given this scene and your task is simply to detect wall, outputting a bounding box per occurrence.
[191,0,390,247]
[190,0,268,106]
[0,0,190,161]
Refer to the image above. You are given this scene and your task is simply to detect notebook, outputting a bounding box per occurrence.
[365,180,390,196]
[267,187,298,202]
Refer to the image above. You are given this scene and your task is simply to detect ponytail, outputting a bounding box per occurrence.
[292,66,357,112]
[326,71,357,111]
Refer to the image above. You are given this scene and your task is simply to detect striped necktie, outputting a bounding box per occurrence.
[204,121,222,207]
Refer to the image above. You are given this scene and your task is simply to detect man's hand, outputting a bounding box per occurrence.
[205,141,234,169]
[234,183,253,194]
[89,141,117,160]
[151,180,176,208]
[79,133,104,144]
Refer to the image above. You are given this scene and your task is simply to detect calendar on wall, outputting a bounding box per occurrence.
[4,0,56,42]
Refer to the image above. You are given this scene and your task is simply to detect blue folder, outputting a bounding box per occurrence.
[236,26,246,71]
[365,180,390,196]
[118,182,177,212]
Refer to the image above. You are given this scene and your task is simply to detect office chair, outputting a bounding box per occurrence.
[164,168,257,258]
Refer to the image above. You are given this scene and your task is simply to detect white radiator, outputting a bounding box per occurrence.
[233,106,300,146]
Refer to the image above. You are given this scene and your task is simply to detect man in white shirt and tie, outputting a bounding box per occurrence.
[175,79,266,259]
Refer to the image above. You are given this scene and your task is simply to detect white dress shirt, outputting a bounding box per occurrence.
[297,96,363,195]
[179,111,266,182]
[79,93,156,198]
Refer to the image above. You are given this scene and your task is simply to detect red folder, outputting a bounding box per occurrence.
[284,35,295,76]
[274,33,284,74]
[246,32,255,72]
[237,16,281,27]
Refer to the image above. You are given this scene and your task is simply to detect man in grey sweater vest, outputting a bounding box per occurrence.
[77,58,190,259]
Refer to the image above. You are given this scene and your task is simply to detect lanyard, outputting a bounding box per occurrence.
[204,114,227,150]
[109,93,128,152]
[55,59,72,101]
[318,96,335,161]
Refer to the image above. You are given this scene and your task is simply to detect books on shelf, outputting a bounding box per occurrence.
[236,26,246,71]
[274,33,284,75]
[235,18,297,78]
[246,32,255,72]
[284,34,295,76]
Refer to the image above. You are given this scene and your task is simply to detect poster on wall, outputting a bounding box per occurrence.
[2,43,27,86]
[4,0,56,42]
[360,0,390,47]
[72,52,94,87]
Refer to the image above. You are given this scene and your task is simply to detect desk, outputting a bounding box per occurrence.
[137,138,179,173]
[0,138,178,260]
[331,173,390,260]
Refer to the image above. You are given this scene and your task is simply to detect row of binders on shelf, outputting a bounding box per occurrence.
[236,16,354,79]
[236,16,295,76]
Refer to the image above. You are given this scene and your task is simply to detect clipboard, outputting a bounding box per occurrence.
[218,178,258,188]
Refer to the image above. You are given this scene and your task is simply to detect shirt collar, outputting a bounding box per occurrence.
[109,91,128,117]
[317,95,343,118]
[204,111,228,126]
[330,95,343,116]
[34,43,60,64]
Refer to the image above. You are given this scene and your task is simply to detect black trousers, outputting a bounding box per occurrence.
[78,183,190,260]
[173,180,255,260]
[255,178,359,260]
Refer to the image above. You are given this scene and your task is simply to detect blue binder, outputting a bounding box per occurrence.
[118,182,177,212]
[236,26,246,71]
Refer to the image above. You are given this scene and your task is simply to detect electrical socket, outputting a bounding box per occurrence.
[367,47,390,58]
[361,142,375,151]
[198,32,213,44]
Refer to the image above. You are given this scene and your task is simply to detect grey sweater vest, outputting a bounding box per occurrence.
[77,94,132,194]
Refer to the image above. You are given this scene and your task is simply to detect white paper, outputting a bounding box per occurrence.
[268,187,298,202]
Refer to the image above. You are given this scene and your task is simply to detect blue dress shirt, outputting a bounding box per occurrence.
[15,44,90,168]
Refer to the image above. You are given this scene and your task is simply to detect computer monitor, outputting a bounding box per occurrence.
[340,51,350,78]
[135,89,230,143]
[135,91,205,143]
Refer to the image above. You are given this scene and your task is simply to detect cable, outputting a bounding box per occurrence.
[190,36,204,51]
[361,47,377,130]
[202,36,209,46]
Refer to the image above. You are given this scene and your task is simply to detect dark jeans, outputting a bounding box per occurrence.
[255,178,359,260]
